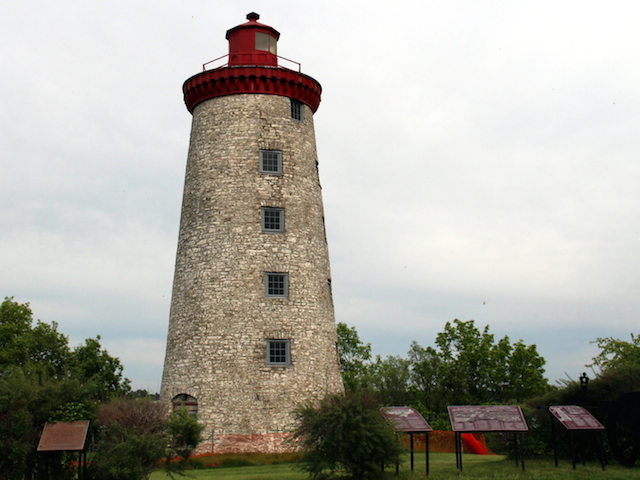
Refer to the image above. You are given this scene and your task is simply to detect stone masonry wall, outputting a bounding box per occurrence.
[161,93,344,453]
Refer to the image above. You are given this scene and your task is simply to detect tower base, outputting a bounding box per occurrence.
[195,432,296,455]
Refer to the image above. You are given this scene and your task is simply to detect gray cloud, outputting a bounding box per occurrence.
[2,0,639,388]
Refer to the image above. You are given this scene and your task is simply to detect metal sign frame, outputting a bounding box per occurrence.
[448,405,528,471]
[381,407,433,475]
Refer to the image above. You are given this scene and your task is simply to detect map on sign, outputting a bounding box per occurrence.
[549,406,605,431]
[448,405,529,432]
[381,407,433,432]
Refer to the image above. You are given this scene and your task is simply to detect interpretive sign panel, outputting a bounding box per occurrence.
[381,407,433,432]
[448,405,528,432]
[549,406,605,431]
[37,421,90,452]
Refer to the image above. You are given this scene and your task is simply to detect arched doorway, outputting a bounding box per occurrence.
[172,394,198,416]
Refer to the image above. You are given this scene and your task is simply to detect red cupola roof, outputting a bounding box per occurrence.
[226,12,280,67]
[183,13,321,114]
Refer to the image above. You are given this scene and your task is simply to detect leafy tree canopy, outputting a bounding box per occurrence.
[0,296,130,397]
[336,322,372,391]
[337,319,550,425]
[0,297,69,376]
[589,333,640,372]
[426,319,549,407]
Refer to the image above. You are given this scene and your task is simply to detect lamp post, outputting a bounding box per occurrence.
[579,372,590,407]
[579,372,589,391]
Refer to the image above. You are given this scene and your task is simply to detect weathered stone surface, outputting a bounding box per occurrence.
[161,93,344,453]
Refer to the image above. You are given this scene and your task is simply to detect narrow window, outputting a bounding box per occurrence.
[267,339,290,365]
[265,272,288,297]
[259,150,282,175]
[290,98,303,121]
[262,207,284,233]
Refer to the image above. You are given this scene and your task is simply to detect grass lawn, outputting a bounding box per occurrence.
[149,453,636,479]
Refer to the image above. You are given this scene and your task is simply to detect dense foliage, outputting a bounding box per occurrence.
[86,399,203,480]
[524,333,640,464]
[589,333,640,372]
[0,297,131,479]
[337,319,550,427]
[336,323,372,392]
[293,391,404,479]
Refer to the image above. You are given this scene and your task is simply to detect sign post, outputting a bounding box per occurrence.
[549,405,605,470]
[381,407,433,475]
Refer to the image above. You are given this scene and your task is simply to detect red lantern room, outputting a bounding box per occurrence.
[226,12,280,67]
[183,13,321,114]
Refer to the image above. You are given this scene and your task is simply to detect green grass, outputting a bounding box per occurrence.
[149,453,637,480]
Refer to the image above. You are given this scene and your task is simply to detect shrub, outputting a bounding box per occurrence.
[87,398,204,479]
[167,406,204,460]
[88,399,167,480]
[293,391,404,479]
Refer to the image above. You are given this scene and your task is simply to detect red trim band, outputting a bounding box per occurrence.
[183,66,322,114]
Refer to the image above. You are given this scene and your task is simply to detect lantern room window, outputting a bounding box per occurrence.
[256,32,277,54]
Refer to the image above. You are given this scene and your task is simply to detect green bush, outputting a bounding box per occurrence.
[87,398,205,480]
[293,391,404,479]
[167,406,204,460]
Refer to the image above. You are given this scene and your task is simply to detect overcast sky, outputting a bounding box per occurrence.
[2,1,639,392]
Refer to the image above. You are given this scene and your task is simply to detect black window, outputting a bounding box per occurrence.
[267,339,290,365]
[260,150,282,174]
[290,98,303,121]
[265,273,288,297]
[262,207,284,233]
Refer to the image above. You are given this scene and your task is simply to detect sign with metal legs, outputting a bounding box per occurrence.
[549,405,605,470]
[448,405,529,471]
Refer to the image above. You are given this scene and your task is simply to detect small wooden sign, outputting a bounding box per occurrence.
[448,405,528,432]
[37,421,90,452]
[549,406,605,431]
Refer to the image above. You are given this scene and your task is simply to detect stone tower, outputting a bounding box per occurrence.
[160,13,344,453]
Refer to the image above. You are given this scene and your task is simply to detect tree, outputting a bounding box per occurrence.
[367,355,411,407]
[294,391,404,479]
[335,320,549,420]
[414,319,549,408]
[589,333,640,372]
[69,336,130,400]
[0,297,69,377]
[0,365,89,479]
[0,297,132,479]
[336,322,372,391]
[167,407,205,461]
